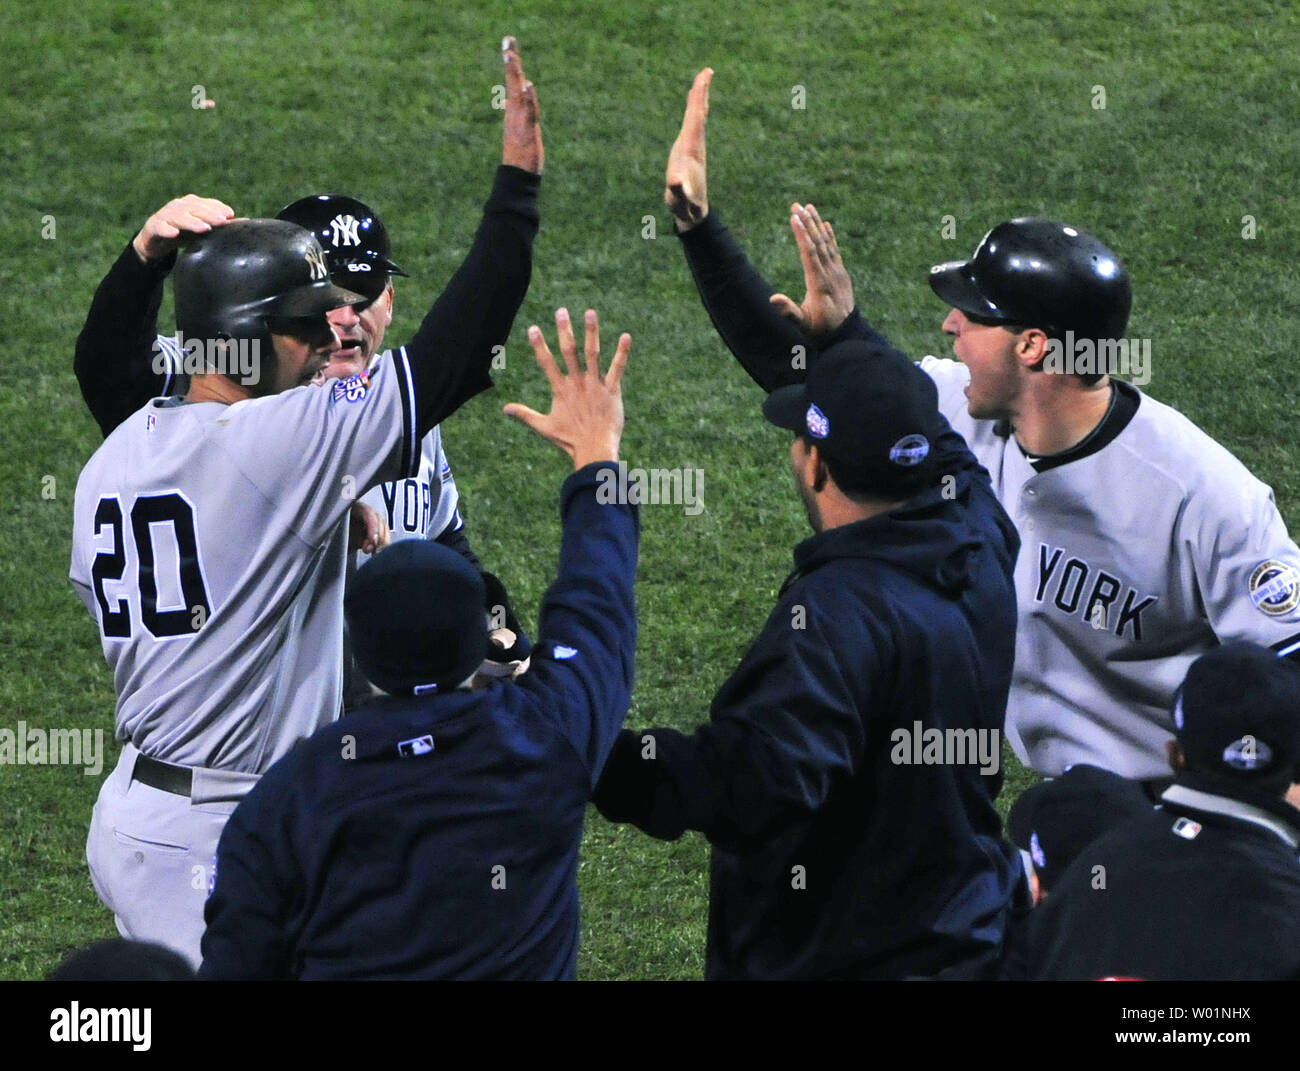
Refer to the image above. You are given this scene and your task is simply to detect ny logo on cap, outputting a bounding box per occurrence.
[305,246,329,282]
[329,214,361,247]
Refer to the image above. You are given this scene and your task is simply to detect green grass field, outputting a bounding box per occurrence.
[4,0,1300,980]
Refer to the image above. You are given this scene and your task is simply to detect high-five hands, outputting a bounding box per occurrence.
[504,308,630,470]
[665,68,712,230]
[769,202,856,342]
[501,36,544,175]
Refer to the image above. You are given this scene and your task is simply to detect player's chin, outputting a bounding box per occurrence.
[315,348,368,384]
[963,389,995,421]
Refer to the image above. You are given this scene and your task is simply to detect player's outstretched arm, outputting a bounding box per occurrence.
[75,194,236,437]
[666,69,883,392]
[397,36,543,439]
[504,310,638,778]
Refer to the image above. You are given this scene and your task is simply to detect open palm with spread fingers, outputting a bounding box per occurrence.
[769,202,857,342]
[504,308,630,469]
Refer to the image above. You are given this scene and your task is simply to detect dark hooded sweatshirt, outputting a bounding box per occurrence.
[594,403,1025,979]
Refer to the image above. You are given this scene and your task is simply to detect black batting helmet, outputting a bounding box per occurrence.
[173,219,365,343]
[276,194,407,297]
[928,218,1132,341]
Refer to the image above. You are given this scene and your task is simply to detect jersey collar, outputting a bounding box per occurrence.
[1160,782,1300,848]
[1008,379,1141,474]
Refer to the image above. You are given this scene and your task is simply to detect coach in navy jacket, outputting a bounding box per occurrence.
[594,341,1025,979]
[1015,643,1300,980]
[199,312,636,980]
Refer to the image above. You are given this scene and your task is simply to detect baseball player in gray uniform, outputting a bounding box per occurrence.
[663,68,1300,789]
[78,191,531,707]
[68,38,543,966]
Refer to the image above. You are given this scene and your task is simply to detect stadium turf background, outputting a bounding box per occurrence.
[3,0,1298,980]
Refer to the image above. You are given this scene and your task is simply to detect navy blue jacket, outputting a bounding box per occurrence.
[593,405,1025,979]
[198,462,637,980]
[1015,774,1300,980]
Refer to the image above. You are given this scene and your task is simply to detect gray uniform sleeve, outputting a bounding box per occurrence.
[1182,470,1300,654]
[211,349,418,548]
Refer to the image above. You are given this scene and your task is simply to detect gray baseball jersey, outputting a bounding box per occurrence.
[356,412,460,564]
[70,350,419,774]
[921,355,1300,780]
[154,336,462,563]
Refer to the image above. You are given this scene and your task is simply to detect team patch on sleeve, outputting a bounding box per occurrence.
[330,370,372,405]
[1248,560,1300,617]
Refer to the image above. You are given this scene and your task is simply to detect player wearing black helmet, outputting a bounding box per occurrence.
[660,68,1300,795]
[73,57,537,697]
[69,36,543,967]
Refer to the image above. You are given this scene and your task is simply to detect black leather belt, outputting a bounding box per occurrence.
[131,755,193,797]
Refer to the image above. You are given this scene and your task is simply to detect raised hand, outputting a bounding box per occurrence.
[665,67,713,230]
[132,194,236,263]
[501,35,543,175]
[769,202,856,342]
[504,308,630,469]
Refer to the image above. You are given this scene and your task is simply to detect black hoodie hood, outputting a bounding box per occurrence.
[789,468,987,599]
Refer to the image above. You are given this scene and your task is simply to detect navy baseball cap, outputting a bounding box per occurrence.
[762,340,941,498]
[345,541,489,697]
[1173,642,1300,793]
[1007,765,1151,893]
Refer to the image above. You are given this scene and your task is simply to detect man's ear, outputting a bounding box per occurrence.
[380,283,395,325]
[808,443,829,494]
[1016,327,1050,370]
